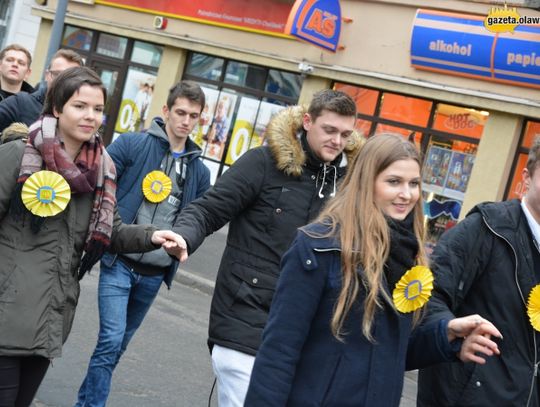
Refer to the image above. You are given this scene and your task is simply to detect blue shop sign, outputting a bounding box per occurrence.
[285,0,341,52]
[411,9,540,89]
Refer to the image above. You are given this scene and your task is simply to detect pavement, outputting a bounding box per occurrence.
[172,223,419,407]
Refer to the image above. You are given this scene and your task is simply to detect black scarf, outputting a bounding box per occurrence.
[384,213,419,290]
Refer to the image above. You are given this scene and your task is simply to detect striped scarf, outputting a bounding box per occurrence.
[15,115,117,279]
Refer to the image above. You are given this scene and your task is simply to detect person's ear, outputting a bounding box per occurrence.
[162,104,169,120]
[24,67,32,80]
[53,107,60,118]
[302,113,312,131]
[523,167,531,193]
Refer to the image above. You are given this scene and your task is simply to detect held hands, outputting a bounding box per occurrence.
[151,230,189,262]
[447,314,502,364]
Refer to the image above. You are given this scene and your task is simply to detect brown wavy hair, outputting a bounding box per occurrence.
[311,133,427,341]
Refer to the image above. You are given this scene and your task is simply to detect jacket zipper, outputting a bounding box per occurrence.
[483,217,537,406]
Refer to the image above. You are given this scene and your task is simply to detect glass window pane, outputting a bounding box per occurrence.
[225,61,266,89]
[62,26,93,51]
[507,153,528,200]
[379,93,432,127]
[355,118,372,138]
[265,69,302,99]
[334,83,379,116]
[185,53,224,81]
[432,104,489,139]
[374,123,423,146]
[96,33,127,59]
[522,120,540,148]
[131,41,162,67]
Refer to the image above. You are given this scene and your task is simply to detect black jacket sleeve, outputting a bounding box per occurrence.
[423,212,491,326]
[0,95,21,133]
[173,148,267,254]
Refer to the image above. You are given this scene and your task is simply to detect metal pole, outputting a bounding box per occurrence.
[43,0,68,76]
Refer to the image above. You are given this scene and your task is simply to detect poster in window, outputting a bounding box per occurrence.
[442,152,475,200]
[114,68,157,139]
[205,92,237,161]
[224,97,260,165]
[191,86,220,152]
[422,146,452,193]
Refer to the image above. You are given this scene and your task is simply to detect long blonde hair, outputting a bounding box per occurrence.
[313,133,427,341]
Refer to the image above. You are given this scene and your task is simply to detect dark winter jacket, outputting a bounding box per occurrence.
[104,118,210,288]
[0,140,159,359]
[0,81,46,132]
[173,105,363,356]
[245,223,456,407]
[0,80,34,102]
[418,200,540,407]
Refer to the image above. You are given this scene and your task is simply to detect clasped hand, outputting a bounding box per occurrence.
[150,230,189,262]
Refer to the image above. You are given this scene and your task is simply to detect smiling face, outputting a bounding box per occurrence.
[54,84,104,158]
[374,158,421,220]
[0,49,31,87]
[303,110,355,164]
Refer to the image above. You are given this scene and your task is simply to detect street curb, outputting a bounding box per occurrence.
[174,268,215,296]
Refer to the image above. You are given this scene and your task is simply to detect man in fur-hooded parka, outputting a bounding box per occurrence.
[173,89,362,405]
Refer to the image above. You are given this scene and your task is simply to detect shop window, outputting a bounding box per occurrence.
[62,26,93,51]
[225,61,265,89]
[333,81,490,253]
[185,53,224,82]
[184,52,301,183]
[506,120,540,200]
[96,33,127,59]
[379,93,432,127]
[131,41,162,67]
[265,69,302,99]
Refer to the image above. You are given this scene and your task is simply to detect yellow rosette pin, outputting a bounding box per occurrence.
[21,170,71,217]
[142,170,172,203]
[526,284,540,331]
[392,265,434,313]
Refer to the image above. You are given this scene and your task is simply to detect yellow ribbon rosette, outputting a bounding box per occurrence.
[527,284,540,331]
[392,265,434,313]
[21,170,71,217]
[142,170,172,203]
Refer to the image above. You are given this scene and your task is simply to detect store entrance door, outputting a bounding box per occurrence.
[90,61,124,145]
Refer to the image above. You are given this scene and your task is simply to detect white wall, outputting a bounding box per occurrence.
[5,0,40,55]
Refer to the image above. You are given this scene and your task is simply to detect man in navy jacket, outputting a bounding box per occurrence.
[76,81,210,407]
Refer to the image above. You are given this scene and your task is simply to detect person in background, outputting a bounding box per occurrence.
[0,48,83,132]
[0,121,28,144]
[172,89,363,406]
[0,66,185,407]
[0,44,33,101]
[417,135,540,406]
[245,133,501,406]
[75,80,210,407]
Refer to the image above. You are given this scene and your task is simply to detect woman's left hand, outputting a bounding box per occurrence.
[151,230,188,262]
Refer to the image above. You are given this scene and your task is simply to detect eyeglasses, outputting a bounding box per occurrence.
[47,70,62,79]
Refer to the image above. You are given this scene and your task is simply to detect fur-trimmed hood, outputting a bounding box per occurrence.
[265,105,364,177]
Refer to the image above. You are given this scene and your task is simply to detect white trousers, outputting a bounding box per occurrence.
[211,344,255,407]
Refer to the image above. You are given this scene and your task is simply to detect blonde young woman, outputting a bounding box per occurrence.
[0,67,183,407]
[245,134,501,407]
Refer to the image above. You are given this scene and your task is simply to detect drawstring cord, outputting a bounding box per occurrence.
[317,164,337,198]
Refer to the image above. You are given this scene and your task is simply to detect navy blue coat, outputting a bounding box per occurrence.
[0,82,46,132]
[245,223,456,407]
[105,118,210,287]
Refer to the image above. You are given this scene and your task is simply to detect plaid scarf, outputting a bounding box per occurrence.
[14,115,117,279]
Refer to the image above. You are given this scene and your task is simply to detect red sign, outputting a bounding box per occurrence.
[96,0,293,37]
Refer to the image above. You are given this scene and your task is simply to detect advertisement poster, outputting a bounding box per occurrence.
[96,0,292,36]
[224,99,285,165]
[114,68,157,138]
[422,146,452,191]
[191,86,220,149]
[445,152,474,194]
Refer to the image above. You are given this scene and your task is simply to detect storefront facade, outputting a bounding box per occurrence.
[29,0,540,246]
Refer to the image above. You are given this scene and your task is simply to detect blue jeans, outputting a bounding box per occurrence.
[75,257,164,407]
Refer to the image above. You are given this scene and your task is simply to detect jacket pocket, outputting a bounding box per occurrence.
[228,263,278,328]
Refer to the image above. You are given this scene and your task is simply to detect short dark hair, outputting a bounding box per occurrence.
[0,44,32,67]
[308,89,356,121]
[167,80,205,112]
[42,67,106,115]
[527,136,540,174]
[49,49,84,69]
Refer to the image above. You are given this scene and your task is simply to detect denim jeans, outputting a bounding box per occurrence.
[75,257,164,407]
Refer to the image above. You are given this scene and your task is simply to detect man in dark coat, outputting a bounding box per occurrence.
[173,89,362,407]
[0,49,83,133]
[0,44,33,101]
[417,136,540,406]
